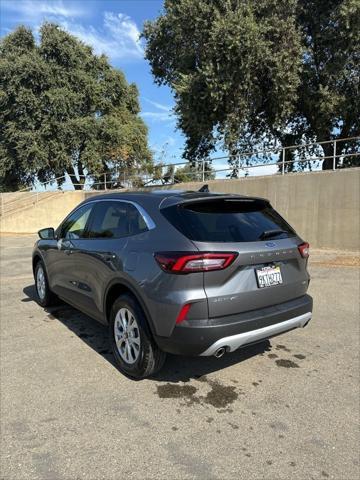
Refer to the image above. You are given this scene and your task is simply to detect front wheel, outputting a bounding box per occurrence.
[35,261,57,307]
[109,294,166,379]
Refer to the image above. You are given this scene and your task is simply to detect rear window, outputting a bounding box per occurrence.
[161,199,296,242]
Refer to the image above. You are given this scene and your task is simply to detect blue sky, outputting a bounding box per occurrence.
[0,0,183,163]
[1,0,282,180]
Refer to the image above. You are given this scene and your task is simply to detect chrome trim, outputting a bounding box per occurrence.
[200,312,312,356]
[84,198,156,231]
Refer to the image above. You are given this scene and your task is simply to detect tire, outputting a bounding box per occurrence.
[109,294,166,379]
[34,261,57,307]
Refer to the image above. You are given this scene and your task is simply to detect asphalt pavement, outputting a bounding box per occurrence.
[0,236,359,480]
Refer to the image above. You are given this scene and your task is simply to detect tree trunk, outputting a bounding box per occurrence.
[67,164,84,190]
[322,141,336,170]
[275,133,300,173]
[66,144,87,189]
[77,160,86,187]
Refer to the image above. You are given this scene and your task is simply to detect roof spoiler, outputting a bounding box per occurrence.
[159,193,270,210]
[198,184,209,193]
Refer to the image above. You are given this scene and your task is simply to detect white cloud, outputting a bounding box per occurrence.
[141,111,175,122]
[2,1,143,61]
[143,98,173,112]
[104,12,142,56]
[60,13,143,60]
[2,0,84,21]
[141,98,175,122]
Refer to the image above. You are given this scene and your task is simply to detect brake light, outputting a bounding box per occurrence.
[154,252,237,273]
[298,242,310,258]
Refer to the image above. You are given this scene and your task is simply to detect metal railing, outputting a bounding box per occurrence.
[150,135,359,182]
[0,191,60,217]
[1,136,359,216]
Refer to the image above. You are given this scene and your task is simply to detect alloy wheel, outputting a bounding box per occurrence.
[114,308,141,364]
[36,266,46,300]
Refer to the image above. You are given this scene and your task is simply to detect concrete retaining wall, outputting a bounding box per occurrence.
[0,191,85,235]
[1,168,359,250]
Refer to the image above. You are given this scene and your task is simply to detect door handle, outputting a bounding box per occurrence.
[104,254,116,262]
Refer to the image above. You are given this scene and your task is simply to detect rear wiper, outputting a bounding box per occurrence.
[259,229,288,240]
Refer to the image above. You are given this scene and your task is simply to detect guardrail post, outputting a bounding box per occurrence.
[202,160,205,182]
[333,140,337,170]
[282,148,285,175]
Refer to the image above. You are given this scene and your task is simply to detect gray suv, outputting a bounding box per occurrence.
[32,190,312,379]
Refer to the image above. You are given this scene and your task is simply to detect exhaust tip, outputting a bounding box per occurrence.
[214,347,226,358]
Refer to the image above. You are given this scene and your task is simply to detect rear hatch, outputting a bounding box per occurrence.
[161,195,310,318]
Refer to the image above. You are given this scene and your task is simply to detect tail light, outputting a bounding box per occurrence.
[154,252,238,273]
[298,242,310,258]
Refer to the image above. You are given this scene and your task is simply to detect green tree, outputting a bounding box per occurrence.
[163,161,214,183]
[143,0,360,171]
[0,23,152,191]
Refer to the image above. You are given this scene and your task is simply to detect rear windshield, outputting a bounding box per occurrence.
[161,199,296,242]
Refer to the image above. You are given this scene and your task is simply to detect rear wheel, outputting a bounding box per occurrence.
[35,261,57,307]
[109,294,166,379]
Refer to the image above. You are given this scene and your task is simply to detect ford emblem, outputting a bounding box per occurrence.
[265,242,276,248]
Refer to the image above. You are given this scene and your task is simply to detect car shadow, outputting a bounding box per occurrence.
[23,285,117,366]
[154,341,271,383]
[23,284,272,383]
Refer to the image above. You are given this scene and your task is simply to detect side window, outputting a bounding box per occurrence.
[128,203,148,235]
[87,201,148,239]
[59,204,93,240]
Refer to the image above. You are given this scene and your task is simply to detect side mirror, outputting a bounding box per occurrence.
[38,227,56,240]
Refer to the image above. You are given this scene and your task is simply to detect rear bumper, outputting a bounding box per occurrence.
[200,311,311,356]
[155,294,313,356]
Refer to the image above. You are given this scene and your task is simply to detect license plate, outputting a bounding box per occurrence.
[256,265,283,288]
